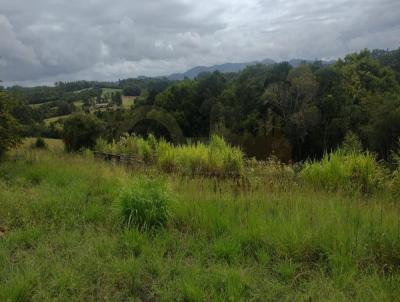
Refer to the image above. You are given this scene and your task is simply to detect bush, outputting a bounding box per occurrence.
[0,92,21,157]
[390,139,400,196]
[119,178,170,230]
[301,149,386,194]
[123,86,141,97]
[63,114,105,152]
[33,137,47,149]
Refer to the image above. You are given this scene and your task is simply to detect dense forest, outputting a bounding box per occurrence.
[1,48,400,162]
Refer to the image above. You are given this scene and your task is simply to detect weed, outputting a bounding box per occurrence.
[119,178,170,230]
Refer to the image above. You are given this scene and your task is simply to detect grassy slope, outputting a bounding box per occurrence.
[122,96,135,109]
[35,88,132,124]
[102,88,123,96]
[43,114,72,125]
[0,148,400,301]
[21,138,65,152]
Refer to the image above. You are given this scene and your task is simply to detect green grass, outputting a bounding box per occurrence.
[44,114,71,125]
[73,100,84,108]
[101,88,123,97]
[96,134,244,177]
[122,96,135,108]
[29,101,56,109]
[19,138,64,152]
[301,149,387,194]
[0,148,400,301]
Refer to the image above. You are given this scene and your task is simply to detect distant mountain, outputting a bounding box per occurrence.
[167,58,334,80]
[288,58,336,68]
[168,59,276,80]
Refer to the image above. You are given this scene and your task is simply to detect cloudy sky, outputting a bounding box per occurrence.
[1,0,399,86]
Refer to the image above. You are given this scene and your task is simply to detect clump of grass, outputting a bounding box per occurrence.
[97,134,244,177]
[119,178,170,230]
[96,134,156,163]
[157,135,244,177]
[301,149,386,194]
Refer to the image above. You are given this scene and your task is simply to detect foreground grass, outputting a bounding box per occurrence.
[0,150,400,301]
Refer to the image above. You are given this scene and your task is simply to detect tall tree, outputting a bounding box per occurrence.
[0,92,21,157]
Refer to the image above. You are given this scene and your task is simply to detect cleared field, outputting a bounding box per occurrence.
[28,101,55,109]
[73,88,92,94]
[21,137,64,151]
[73,100,84,108]
[0,147,399,301]
[102,88,123,96]
[44,114,71,125]
[122,96,135,108]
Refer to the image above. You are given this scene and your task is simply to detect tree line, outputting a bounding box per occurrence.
[1,48,400,162]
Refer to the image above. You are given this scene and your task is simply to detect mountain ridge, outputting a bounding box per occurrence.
[167,58,335,80]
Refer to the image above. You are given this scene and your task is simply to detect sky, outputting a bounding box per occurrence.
[0,0,399,86]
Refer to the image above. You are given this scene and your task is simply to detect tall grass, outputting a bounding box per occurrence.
[1,148,400,300]
[96,134,244,177]
[301,149,386,194]
[95,134,156,164]
[119,178,170,230]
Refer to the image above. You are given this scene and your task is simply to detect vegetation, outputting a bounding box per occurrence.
[119,178,170,230]
[1,144,400,300]
[63,114,105,152]
[0,92,21,157]
[33,137,47,149]
[301,149,386,194]
[4,48,400,164]
[96,134,244,177]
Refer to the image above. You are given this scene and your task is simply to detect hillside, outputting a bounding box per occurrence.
[1,143,400,300]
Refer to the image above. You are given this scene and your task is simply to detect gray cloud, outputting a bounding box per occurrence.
[0,0,399,85]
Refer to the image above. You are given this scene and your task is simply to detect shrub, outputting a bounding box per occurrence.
[33,137,47,149]
[0,92,21,157]
[389,139,400,196]
[342,131,363,154]
[119,178,170,230]
[301,149,386,194]
[63,114,105,152]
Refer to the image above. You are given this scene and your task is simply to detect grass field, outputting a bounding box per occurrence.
[43,114,71,125]
[102,88,123,96]
[73,100,84,108]
[0,146,400,301]
[28,102,55,109]
[122,96,135,108]
[19,138,65,152]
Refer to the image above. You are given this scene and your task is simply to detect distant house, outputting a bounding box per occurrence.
[94,102,111,109]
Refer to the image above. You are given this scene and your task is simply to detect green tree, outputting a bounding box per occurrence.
[63,114,105,152]
[262,65,320,159]
[0,92,21,157]
[123,86,141,97]
[112,92,123,106]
